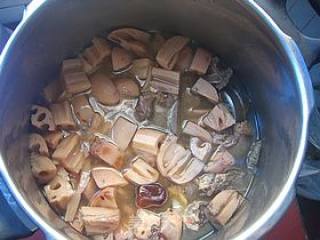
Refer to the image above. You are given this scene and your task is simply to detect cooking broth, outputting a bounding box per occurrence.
[28,27,261,240]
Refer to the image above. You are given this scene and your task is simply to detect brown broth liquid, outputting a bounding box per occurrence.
[36,31,260,239]
[80,70,256,239]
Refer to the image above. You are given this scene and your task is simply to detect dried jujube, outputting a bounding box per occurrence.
[136,183,168,208]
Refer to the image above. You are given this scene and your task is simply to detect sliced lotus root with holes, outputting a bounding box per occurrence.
[30,154,57,184]
[44,131,63,150]
[31,105,56,131]
[44,175,74,210]
[29,133,49,156]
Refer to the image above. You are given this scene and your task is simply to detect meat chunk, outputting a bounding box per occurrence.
[204,149,235,174]
[160,209,182,240]
[132,209,161,240]
[206,56,233,90]
[189,137,213,162]
[183,201,208,231]
[134,93,155,121]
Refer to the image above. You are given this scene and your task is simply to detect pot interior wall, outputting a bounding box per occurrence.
[0,0,304,239]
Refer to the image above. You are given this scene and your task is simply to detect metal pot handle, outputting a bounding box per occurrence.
[255,0,320,68]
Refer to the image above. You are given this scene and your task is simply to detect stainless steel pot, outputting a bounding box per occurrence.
[0,0,314,239]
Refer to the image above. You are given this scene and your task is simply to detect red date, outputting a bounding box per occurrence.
[136,184,168,208]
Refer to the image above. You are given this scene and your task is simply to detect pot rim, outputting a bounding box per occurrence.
[0,0,313,239]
